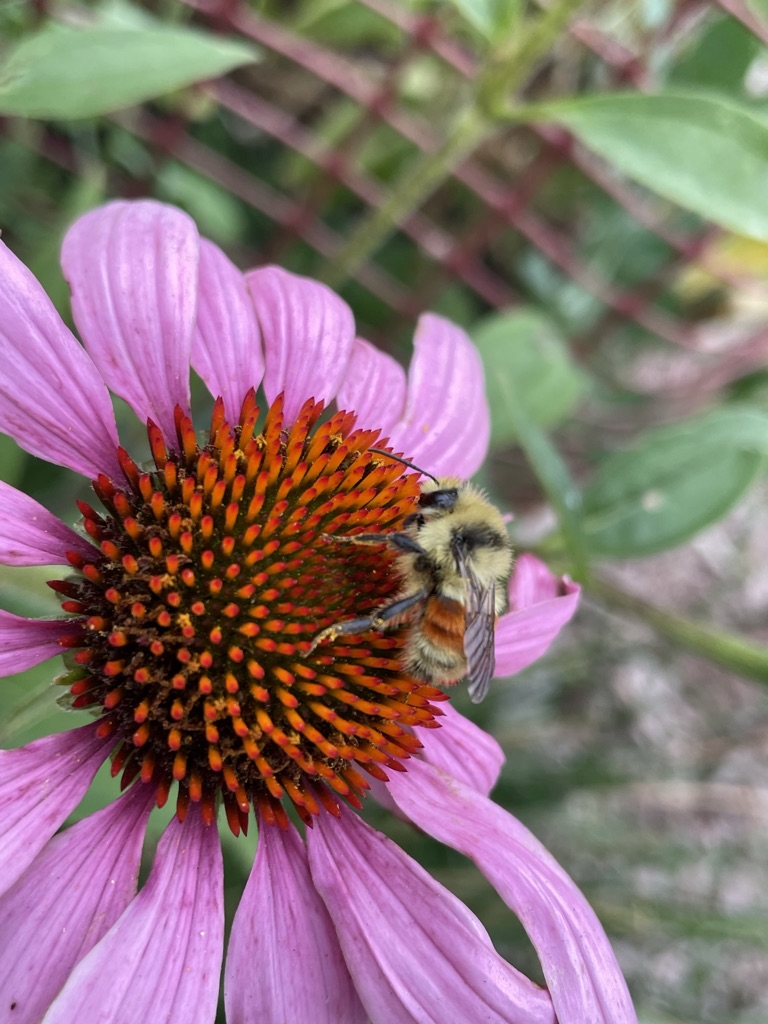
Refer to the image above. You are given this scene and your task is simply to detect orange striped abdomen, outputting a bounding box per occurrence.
[404,594,467,684]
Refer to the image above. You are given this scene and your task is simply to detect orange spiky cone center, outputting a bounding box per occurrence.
[51,391,446,833]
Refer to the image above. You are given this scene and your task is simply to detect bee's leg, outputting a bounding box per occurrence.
[305,588,429,655]
[386,534,428,556]
[324,532,427,556]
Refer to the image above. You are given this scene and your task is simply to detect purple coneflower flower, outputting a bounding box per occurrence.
[0,200,636,1023]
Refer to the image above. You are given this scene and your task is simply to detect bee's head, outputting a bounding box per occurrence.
[367,450,462,524]
[399,476,460,530]
[418,476,461,514]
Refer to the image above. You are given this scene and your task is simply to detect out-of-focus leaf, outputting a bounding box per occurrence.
[471,308,587,443]
[523,92,768,242]
[669,14,761,94]
[583,406,768,557]
[0,665,61,747]
[0,565,62,617]
[0,16,258,119]
[508,399,587,579]
[295,0,402,47]
[747,0,768,26]
[442,0,520,39]
[28,169,107,316]
[156,163,244,245]
[0,434,26,488]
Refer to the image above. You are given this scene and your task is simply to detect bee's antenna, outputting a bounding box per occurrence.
[368,448,440,484]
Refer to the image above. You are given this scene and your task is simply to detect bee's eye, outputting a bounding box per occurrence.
[419,488,458,511]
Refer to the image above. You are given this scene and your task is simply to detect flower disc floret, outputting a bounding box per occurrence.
[52,390,446,832]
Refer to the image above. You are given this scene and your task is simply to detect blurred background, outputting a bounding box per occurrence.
[2,1,768,1021]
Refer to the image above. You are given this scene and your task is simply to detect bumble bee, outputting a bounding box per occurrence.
[307,452,513,703]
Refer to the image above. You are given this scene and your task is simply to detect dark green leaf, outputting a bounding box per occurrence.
[443,0,520,39]
[471,308,587,444]
[156,164,245,245]
[583,406,768,557]
[524,91,768,242]
[0,16,257,119]
[509,401,587,578]
[669,15,762,94]
[0,433,26,487]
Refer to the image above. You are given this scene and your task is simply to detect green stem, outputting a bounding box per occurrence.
[322,0,587,289]
[480,0,587,110]
[589,576,768,685]
[323,107,490,290]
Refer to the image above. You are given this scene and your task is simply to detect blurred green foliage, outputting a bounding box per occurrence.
[0,12,257,119]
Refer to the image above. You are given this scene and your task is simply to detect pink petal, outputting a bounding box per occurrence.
[417,702,504,797]
[307,804,555,1024]
[0,240,120,479]
[0,783,153,1024]
[387,314,489,478]
[388,760,637,1024]
[0,724,110,898]
[335,337,407,435]
[494,557,580,679]
[43,806,224,1024]
[0,481,95,566]
[225,818,366,1024]
[366,776,402,818]
[509,553,569,609]
[0,610,81,676]
[61,200,198,443]
[246,266,355,424]
[192,239,265,425]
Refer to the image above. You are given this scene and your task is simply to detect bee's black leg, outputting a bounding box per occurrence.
[305,588,429,654]
[323,531,427,556]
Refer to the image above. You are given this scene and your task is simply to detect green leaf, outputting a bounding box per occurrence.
[156,163,245,244]
[748,0,768,24]
[0,15,258,119]
[471,310,587,574]
[471,308,587,444]
[444,0,520,39]
[583,406,768,557]
[523,91,768,242]
[508,401,587,579]
[0,433,26,487]
[669,15,762,94]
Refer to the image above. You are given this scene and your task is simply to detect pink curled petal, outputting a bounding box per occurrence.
[43,806,224,1024]
[388,761,637,1024]
[388,314,489,478]
[509,553,570,610]
[336,337,407,434]
[0,481,95,566]
[0,241,120,479]
[494,573,580,679]
[0,783,154,1024]
[307,805,555,1024]
[0,724,110,899]
[417,702,504,797]
[225,818,366,1024]
[0,610,81,676]
[246,266,356,424]
[61,200,198,443]
[192,239,265,424]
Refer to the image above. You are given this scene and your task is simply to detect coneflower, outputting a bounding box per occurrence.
[0,200,634,1024]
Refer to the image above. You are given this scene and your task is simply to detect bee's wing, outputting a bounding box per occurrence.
[458,557,497,704]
